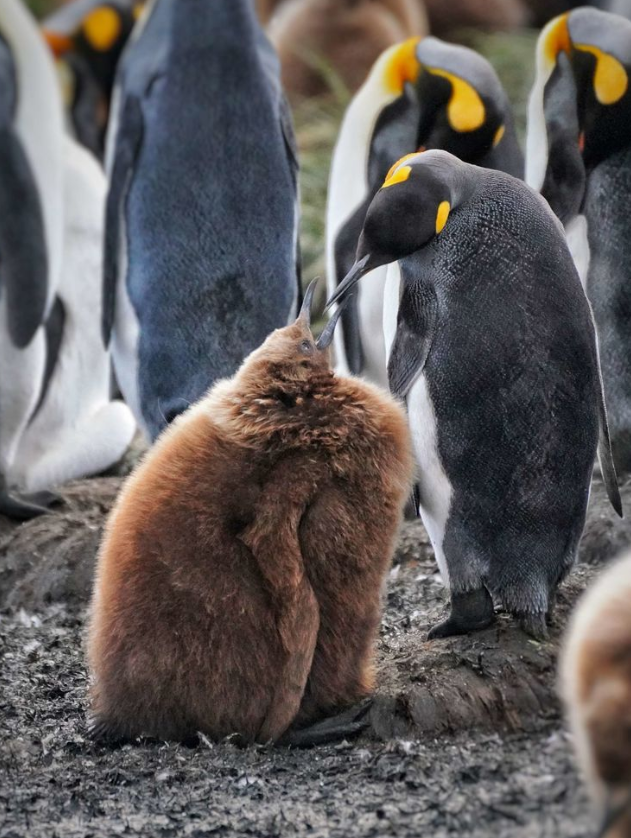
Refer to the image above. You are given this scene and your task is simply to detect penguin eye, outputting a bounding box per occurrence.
[300,340,314,356]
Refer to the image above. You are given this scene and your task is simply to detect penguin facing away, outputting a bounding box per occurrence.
[527,7,631,475]
[328,150,622,640]
[0,0,65,519]
[43,0,141,158]
[104,0,302,441]
[561,553,631,838]
[87,283,413,745]
[9,138,137,494]
[327,36,523,389]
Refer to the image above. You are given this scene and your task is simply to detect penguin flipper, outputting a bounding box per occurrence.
[597,389,623,518]
[334,198,372,375]
[102,94,144,347]
[0,126,48,348]
[387,280,438,399]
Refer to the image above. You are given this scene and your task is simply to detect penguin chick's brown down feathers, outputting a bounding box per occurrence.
[87,291,414,745]
[268,0,429,101]
[561,553,631,838]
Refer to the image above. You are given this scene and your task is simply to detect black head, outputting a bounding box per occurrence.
[327,150,469,307]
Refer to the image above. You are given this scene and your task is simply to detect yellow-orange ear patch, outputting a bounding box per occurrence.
[542,13,571,68]
[427,68,485,132]
[383,38,422,95]
[384,153,420,183]
[435,201,450,234]
[83,7,122,52]
[382,165,412,189]
[575,44,628,105]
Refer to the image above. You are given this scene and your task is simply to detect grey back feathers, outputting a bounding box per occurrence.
[105,0,300,439]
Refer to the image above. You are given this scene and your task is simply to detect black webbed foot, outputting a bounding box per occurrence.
[0,474,62,520]
[279,698,372,748]
[22,489,63,509]
[428,587,496,640]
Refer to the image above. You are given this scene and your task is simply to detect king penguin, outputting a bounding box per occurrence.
[10,137,137,494]
[527,7,631,474]
[326,36,523,388]
[104,0,301,440]
[43,0,142,158]
[327,150,622,640]
[0,0,65,519]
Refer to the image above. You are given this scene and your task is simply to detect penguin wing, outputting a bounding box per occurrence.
[102,93,144,346]
[0,127,49,348]
[334,198,372,375]
[388,280,438,399]
[597,368,624,518]
[279,93,304,309]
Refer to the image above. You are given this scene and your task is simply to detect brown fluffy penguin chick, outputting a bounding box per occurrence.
[561,554,631,837]
[422,0,528,36]
[87,286,414,746]
[268,0,428,101]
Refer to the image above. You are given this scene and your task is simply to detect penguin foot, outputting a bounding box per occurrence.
[22,489,63,509]
[517,611,548,641]
[279,699,372,748]
[87,714,130,747]
[0,489,54,521]
[428,588,496,640]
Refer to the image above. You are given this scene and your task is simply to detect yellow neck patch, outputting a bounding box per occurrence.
[383,38,421,95]
[133,3,145,21]
[542,13,571,68]
[382,165,412,189]
[427,68,486,133]
[575,43,628,105]
[436,201,450,234]
[83,7,122,52]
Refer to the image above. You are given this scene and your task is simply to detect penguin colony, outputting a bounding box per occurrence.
[0,0,630,822]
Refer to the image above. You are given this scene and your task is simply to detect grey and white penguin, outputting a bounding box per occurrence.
[0,0,65,519]
[526,7,631,473]
[104,0,301,441]
[327,149,622,640]
[327,36,523,388]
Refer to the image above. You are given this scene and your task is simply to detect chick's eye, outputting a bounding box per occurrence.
[300,340,313,355]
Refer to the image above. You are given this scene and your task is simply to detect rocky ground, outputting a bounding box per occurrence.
[1,471,629,838]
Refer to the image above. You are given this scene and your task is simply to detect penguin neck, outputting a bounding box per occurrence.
[165,0,259,54]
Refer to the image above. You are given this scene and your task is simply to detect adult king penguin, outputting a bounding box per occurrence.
[328,150,622,640]
[527,7,631,472]
[327,37,523,387]
[44,0,142,158]
[0,0,65,518]
[10,138,137,494]
[104,0,301,440]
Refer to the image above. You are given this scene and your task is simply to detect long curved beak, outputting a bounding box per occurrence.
[43,29,74,58]
[316,297,350,350]
[298,278,319,327]
[325,254,372,311]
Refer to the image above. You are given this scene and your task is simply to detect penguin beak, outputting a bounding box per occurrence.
[325,254,372,311]
[298,278,319,328]
[43,30,74,58]
[315,297,350,351]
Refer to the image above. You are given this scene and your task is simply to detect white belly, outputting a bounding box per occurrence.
[407,375,453,587]
[565,214,590,290]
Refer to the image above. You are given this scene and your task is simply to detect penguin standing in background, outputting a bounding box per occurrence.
[10,137,137,493]
[328,150,622,640]
[104,0,301,441]
[0,0,65,519]
[327,37,523,388]
[43,0,141,158]
[527,8,631,473]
